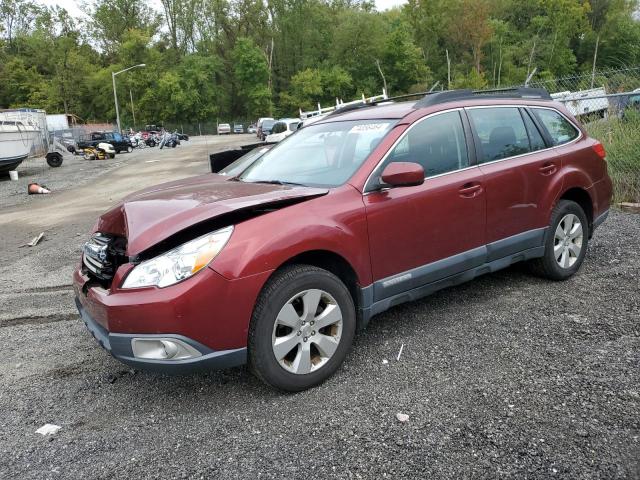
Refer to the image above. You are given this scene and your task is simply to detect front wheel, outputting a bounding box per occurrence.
[529,200,589,280]
[127,146,133,153]
[248,265,356,392]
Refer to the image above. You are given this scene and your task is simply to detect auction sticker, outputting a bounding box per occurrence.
[349,123,390,133]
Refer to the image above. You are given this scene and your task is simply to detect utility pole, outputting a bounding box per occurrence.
[111,64,146,133]
[591,34,600,89]
[375,59,388,96]
[446,49,451,90]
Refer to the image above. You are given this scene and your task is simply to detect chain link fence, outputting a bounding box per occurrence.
[524,67,640,203]
[164,119,256,136]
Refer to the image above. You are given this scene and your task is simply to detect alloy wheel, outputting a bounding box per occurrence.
[271,289,343,374]
[554,213,583,268]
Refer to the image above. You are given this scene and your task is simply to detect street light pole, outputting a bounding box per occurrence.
[111,63,146,133]
[130,89,136,130]
[112,71,121,133]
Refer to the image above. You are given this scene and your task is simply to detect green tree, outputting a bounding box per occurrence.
[89,0,158,56]
[381,22,428,94]
[232,37,272,118]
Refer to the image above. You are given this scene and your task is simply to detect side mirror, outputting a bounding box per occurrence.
[380,162,424,188]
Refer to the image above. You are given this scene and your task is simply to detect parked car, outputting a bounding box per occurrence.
[265,118,300,143]
[77,131,132,153]
[74,88,612,392]
[209,145,273,175]
[257,119,275,140]
[233,124,244,134]
[257,117,274,139]
[247,124,257,134]
[217,123,231,135]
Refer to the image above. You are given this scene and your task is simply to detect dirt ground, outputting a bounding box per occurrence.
[0,137,638,479]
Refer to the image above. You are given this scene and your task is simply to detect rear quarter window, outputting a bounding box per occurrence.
[532,108,580,146]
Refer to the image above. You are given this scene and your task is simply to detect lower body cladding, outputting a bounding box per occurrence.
[358,215,607,324]
[73,265,271,373]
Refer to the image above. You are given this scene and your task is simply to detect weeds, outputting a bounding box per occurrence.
[586,110,640,203]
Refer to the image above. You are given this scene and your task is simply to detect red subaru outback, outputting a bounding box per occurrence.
[74,88,612,391]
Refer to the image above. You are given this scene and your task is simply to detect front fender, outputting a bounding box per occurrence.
[210,186,371,286]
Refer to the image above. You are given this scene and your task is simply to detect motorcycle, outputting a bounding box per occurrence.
[129,133,147,149]
[159,130,180,149]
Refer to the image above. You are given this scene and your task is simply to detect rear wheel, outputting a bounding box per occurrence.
[248,265,356,392]
[127,146,133,153]
[529,200,589,280]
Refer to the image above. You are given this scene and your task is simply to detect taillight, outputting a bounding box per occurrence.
[592,142,606,159]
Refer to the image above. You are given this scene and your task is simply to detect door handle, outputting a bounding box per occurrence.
[459,182,482,198]
[539,163,557,175]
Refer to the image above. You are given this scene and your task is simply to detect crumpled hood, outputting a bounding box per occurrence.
[95,174,328,256]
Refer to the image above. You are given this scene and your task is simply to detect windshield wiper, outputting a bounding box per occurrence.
[248,179,307,187]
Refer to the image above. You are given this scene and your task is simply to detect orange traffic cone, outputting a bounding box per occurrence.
[28,183,51,195]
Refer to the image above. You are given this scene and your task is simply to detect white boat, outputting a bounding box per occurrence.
[0,109,46,172]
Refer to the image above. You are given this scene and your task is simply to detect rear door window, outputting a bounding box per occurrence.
[531,108,580,146]
[467,107,532,162]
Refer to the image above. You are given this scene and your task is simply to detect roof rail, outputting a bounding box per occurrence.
[299,89,388,120]
[414,87,552,108]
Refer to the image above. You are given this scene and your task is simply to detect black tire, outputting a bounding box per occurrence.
[248,265,356,392]
[46,153,63,167]
[127,146,133,153]
[529,200,589,281]
[109,153,115,159]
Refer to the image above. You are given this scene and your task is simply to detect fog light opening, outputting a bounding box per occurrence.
[161,340,179,359]
[131,338,202,361]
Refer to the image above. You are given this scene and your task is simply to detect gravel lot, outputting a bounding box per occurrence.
[0,138,638,479]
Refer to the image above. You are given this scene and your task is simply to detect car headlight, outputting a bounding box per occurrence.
[122,226,233,289]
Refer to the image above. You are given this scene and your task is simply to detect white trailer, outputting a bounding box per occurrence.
[46,114,70,132]
[551,87,609,119]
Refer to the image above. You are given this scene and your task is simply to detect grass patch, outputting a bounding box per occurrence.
[586,111,640,203]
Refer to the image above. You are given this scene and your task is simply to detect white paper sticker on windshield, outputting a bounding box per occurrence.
[349,123,390,133]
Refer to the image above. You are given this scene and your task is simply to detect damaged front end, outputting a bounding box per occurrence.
[81,175,328,291]
[81,232,127,290]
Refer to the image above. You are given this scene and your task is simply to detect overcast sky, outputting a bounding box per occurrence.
[41,0,407,19]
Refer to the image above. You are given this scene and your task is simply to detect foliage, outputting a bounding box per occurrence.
[1,0,639,125]
[232,37,272,118]
[586,111,640,202]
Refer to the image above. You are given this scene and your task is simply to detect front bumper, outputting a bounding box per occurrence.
[76,297,246,373]
[73,262,272,373]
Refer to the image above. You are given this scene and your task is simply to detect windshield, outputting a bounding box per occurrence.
[238,119,396,187]
[271,122,286,134]
[262,120,275,129]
